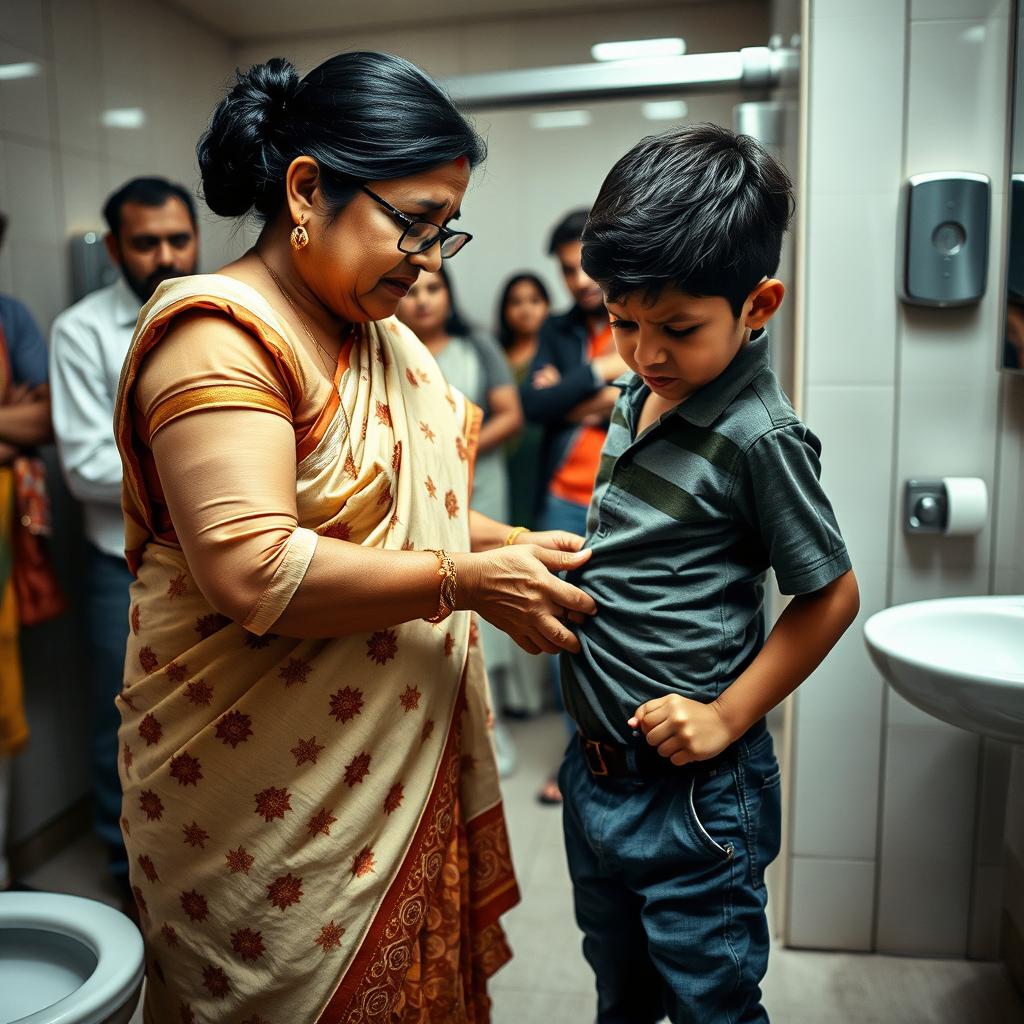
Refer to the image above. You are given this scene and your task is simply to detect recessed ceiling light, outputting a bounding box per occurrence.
[529,110,592,130]
[643,100,689,121]
[102,108,146,129]
[591,38,686,62]
[0,62,41,81]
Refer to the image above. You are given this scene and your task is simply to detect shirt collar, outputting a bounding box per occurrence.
[112,275,144,327]
[621,330,771,429]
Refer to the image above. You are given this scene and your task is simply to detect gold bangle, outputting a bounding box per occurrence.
[423,549,457,624]
[504,526,529,546]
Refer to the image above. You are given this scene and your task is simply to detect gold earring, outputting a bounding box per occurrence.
[290,224,309,251]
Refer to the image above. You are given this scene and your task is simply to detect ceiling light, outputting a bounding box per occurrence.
[642,100,689,121]
[591,38,686,62]
[102,108,146,129]
[529,109,592,130]
[0,62,42,81]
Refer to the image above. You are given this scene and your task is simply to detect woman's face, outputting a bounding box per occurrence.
[395,271,450,337]
[302,159,470,324]
[504,279,549,339]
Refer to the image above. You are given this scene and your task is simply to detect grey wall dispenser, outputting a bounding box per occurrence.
[897,172,990,307]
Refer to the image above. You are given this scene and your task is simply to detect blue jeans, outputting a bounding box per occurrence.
[86,544,133,880]
[559,723,782,1024]
[539,494,589,730]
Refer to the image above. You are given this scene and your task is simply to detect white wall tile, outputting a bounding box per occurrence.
[813,0,907,17]
[974,738,1012,866]
[787,856,876,950]
[0,0,48,56]
[50,0,103,157]
[60,152,104,235]
[876,723,980,954]
[905,17,1011,193]
[803,193,901,387]
[803,386,896,567]
[791,560,887,859]
[993,374,1024,575]
[0,38,52,144]
[3,138,66,327]
[910,0,1010,22]
[806,14,905,197]
[0,135,10,293]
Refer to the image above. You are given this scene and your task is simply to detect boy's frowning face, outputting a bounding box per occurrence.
[606,288,747,404]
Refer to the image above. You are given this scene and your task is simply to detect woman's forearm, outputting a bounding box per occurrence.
[469,509,514,551]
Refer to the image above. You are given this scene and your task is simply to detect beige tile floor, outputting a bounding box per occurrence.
[19,713,1024,1023]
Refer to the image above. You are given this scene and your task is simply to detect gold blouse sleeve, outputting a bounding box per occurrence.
[135,312,316,634]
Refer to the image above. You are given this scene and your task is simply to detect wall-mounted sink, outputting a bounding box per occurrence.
[864,596,1024,744]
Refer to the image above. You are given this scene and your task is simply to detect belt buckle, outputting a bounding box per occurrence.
[582,738,610,777]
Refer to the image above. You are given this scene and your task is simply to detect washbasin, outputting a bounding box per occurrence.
[864,595,1024,744]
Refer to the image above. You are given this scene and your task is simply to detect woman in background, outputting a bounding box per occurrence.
[398,268,522,775]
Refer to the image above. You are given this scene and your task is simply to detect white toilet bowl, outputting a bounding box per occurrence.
[0,892,144,1024]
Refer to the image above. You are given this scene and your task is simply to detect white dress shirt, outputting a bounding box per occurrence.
[50,278,142,558]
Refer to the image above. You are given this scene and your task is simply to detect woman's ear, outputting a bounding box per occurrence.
[284,156,322,229]
[743,278,785,330]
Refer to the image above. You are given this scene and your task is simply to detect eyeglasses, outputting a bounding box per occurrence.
[360,185,473,260]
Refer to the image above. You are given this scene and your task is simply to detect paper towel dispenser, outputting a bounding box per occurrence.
[897,172,990,307]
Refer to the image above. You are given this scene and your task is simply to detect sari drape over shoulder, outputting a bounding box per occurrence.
[114,275,518,1023]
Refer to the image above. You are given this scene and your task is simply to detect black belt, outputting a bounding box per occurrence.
[577,717,767,781]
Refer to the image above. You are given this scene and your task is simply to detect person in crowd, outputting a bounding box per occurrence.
[520,211,624,804]
[496,272,551,718]
[113,52,594,1021]
[397,266,523,775]
[497,272,550,533]
[49,177,199,903]
[561,122,860,1024]
[0,210,53,891]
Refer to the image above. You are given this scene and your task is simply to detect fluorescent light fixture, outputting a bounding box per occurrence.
[529,109,592,130]
[0,61,41,81]
[102,107,146,129]
[643,100,688,121]
[591,38,686,62]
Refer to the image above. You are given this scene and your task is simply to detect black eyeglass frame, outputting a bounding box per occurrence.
[360,185,472,259]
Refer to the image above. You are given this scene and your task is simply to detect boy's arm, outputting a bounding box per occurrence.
[632,569,860,763]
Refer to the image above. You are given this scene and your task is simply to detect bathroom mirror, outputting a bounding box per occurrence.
[1003,6,1024,372]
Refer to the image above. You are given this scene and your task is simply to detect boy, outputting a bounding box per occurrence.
[559,123,861,1023]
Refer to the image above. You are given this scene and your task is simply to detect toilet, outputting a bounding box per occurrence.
[0,892,144,1024]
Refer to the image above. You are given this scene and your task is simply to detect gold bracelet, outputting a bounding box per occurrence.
[504,526,529,546]
[424,549,457,624]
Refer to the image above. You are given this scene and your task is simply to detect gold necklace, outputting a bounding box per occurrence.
[258,255,346,378]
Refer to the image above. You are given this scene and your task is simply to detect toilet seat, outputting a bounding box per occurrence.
[0,892,144,1024]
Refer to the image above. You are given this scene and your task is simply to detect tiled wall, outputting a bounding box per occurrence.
[0,0,237,843]
[788,0,1020,960]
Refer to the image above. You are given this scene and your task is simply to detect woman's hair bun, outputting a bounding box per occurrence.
[197,58,302,218]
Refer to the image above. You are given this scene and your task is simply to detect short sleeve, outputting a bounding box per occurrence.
[732,423,851,595]
[472,333,515,392]
[135,309,293,442]
[0,296,48,387]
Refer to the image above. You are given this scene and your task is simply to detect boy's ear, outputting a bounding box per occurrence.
[743,278,785,330]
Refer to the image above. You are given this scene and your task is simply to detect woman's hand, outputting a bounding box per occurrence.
[513,529,585,553]
[456,545,596,656]
[532,364,561,389]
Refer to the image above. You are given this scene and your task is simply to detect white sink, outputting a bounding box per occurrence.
[864,595,1024,744]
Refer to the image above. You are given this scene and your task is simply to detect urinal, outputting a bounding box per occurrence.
[0,892,143,1024]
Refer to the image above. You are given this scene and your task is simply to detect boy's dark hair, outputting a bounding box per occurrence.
[582,123,794,316]
[547,208,590,255]
[103,177,197,239]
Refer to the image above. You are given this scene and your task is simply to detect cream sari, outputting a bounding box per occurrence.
[114,276,518,1022]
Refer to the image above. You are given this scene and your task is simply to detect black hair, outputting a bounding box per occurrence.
[102,177,197,238]
[435,265,472,337]
[582,123,794,317]
[496,272,550,350]
[547,208,590,255]
[197,53,486,221]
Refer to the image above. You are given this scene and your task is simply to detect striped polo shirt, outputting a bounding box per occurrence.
[562,333,851,744]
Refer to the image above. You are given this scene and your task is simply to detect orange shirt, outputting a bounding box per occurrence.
[549,324,613,507]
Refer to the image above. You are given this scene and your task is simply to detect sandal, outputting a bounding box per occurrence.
[535,774,562,806]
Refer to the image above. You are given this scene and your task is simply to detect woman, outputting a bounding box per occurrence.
[114,53,595,1023]
[496,274,550,546]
